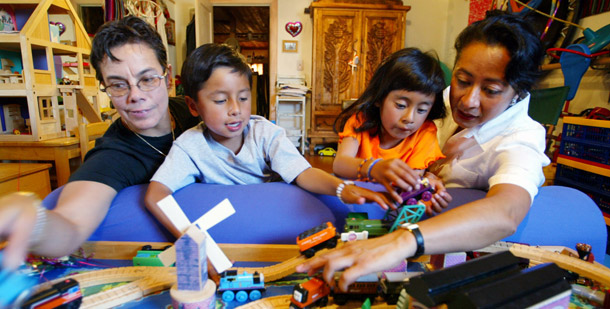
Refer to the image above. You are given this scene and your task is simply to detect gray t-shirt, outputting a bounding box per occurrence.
[152,115,311,192]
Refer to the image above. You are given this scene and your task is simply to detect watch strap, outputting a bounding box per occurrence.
[401,223,425,258]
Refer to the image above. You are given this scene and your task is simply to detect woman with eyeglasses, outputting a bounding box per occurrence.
[0,16,199,269]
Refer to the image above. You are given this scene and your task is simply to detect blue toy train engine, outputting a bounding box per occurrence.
[217,270,266,302]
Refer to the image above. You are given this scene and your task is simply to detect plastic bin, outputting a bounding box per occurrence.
[559,117,610,166]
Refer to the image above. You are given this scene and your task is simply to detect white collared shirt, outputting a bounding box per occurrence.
[432,87,550,203]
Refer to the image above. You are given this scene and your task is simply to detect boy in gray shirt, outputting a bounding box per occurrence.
[145,44,394,237]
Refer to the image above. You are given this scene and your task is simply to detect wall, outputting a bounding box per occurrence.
[276,0,311,85]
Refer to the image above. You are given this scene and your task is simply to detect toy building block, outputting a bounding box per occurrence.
[176,225,207,291]
[448,263,572,308]
[430,252,468,270]
[402,251,524,306]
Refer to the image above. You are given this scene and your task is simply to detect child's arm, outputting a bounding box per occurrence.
[333,137,364,179]
[144,181,182,238]
[295,167,395,210]
[334,137,422,203]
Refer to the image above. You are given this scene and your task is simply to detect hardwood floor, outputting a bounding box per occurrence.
[304,154,335,174]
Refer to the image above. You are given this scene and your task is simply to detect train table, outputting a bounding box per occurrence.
[10,240,610,308]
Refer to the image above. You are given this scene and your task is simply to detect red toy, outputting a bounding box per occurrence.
[290,277,330,308]
[296,222,338,258]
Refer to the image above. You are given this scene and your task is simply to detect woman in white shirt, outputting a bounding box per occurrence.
[297,10,550,291]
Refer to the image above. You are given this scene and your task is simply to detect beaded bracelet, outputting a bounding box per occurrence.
[367,159,382,181]
[13,192,46,249]
[336,180,355,204]
[357,158,371,180]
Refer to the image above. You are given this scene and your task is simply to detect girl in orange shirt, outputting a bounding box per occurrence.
[333,48,451,212]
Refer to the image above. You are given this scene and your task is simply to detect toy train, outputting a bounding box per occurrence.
[296,222,338,258]
[217,270,265,302]
[21,278,82,309]
[398,177,434,206]
[132,245,172,267]
[289,272,411,308]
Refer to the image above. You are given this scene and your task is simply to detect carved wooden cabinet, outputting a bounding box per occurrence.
[308,1,410,154]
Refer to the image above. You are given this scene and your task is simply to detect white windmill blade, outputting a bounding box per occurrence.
[155,195,234,273]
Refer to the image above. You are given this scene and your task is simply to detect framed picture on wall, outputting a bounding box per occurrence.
[165,18,175,45]
[282,40,298,53]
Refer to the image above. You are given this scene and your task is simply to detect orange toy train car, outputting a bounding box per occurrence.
[296,222,338,258]
[290,277,330,309]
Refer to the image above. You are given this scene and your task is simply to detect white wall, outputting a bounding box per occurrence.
[276,0,312,85]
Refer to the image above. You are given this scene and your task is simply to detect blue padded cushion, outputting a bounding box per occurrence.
[42,183,606,258]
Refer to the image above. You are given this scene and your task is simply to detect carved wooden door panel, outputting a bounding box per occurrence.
[311,9,362,137]
[359,10,405,90]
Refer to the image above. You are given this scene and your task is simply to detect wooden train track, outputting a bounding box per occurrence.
[26,242,610,308]
[482,241,610,287]
[233,254,307,282]
[31,266,176,309]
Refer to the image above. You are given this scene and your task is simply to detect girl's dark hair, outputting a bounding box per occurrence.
[181,43,252,100]
[454,10,544,97]
[334,48,447,136]
[90,16,167,83]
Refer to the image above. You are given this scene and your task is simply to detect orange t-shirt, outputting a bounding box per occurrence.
[338,114,445,170]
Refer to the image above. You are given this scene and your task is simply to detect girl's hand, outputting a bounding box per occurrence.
[425,173,452,215]
[295,229,414,291]
[369,158,421,203]
[341,185,396,210]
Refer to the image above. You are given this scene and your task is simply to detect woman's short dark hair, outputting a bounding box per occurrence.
[181,43,252,100]
[454,10,544,97]
[334,48,447,136]
[90,16,168,83]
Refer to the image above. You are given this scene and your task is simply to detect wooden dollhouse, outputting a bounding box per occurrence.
[0,0,102,142]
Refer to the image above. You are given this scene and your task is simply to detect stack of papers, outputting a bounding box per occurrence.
[278,83,309,97]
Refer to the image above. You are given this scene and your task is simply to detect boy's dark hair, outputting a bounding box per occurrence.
[181,43,252,100]
[454,10,544,97]
[90,16,167,83]
[334,48,447,136]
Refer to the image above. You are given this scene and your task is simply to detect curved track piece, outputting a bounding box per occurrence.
[232,255,307,282]
[30,266,176,309]
[481,241,610,287]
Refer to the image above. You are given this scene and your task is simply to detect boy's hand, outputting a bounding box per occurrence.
[341,185,396,210]
[369,159,421,203]
[425,173,452,215]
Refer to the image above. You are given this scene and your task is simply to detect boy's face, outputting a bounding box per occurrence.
[186,67,251,152]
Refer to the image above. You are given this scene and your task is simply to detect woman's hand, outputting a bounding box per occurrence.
[368,158,421,203]
[0,192,40,269]
[424,173,452,215]
[296,229,415,291]
[340,185,396,210]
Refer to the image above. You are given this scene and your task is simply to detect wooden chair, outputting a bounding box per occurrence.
[74,121,111,161]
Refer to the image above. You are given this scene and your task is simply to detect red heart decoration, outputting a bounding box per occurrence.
[285,22,302,37]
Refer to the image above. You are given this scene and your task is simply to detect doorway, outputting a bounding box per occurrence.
[213,6,270,118]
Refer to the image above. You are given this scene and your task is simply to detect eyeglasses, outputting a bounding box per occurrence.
[101,71,168,97]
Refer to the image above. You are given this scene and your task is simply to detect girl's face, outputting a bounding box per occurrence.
[450,42,518,129]
[378,89,435,149]
[186,67,251,153]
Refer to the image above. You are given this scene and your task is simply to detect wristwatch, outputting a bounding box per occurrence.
[400,223,425,258]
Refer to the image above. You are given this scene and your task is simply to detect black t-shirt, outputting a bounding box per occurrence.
[68,97,200,192]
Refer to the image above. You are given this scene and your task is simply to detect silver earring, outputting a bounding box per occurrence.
[509,97,517,107]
